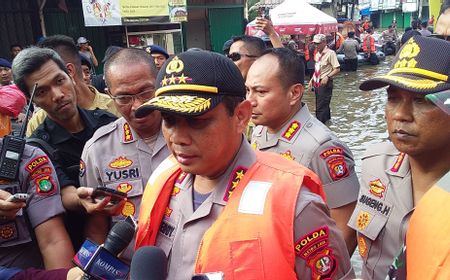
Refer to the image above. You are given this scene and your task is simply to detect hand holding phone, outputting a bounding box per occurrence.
[6,193,28,203]
[91,186,127,207]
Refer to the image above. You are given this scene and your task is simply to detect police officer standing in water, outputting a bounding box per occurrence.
[134,50,354,280]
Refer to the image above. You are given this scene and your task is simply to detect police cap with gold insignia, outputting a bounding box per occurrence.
[360,36,450,93]
[135,50,245,117]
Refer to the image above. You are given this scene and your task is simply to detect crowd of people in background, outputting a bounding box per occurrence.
[0,1,449,279]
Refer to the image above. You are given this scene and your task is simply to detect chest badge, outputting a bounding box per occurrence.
[109,156,133,169]
[369,179,386,198]
[117,183,132,193]
[121,201,136,217]
[356,211,372,231]
[280,150,295,161]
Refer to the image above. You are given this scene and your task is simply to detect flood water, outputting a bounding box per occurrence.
[302,56,394,276]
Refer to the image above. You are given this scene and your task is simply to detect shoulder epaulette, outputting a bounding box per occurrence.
[304,120,332,145]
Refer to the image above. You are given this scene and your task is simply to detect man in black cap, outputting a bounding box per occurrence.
[347,35,450,280]
[134,50,354,279]
[144,45,169,71]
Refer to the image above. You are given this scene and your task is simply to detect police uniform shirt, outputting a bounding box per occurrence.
[155,139,354,280]
[252,104,359,208]
[347,141,413,280]
[80,117,170,261]
[0,143,64,269]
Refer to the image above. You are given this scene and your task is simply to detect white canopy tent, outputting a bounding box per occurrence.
[246,0,338,36]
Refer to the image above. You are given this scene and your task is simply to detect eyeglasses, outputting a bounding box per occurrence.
[227,52,259,62]
[109,90,155,106]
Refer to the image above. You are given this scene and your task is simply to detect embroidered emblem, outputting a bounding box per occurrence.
[394,38,420,69]
[161,57,192,86]
[320,147,343,159]
[251,142,257,150]
[166,56,184,74]
[121,201,136,217]
[123,123,133,142]
[358,236,368,258]
[26,156,49,173]
[282,121,301,140]
[223,166,247,202]
[117,183,132,193]
[109,156,133,169]
[79,160,86,177]
[295,226,329,259]
[369,179,386,198]
[172,186,181,197]
[34,175,55,195]
[326,156,349,181]
[164,207,173,218]
[280,150,295,161]
[0,222,18,241]
[390,152,405,172]
[30,167,52,179]
[356,211,372,231]
[147,95,211,114]
[306,248,337,280]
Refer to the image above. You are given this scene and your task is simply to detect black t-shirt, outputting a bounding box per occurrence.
[28,108,116,188]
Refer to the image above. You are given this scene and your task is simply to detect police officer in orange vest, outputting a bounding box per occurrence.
[134,50,354,280]
[348,35,450,280]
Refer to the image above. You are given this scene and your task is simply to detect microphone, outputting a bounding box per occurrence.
[73,219,136,280]
[130,246,167,280]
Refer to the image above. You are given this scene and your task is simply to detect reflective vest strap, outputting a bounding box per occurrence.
[135,158,181,248]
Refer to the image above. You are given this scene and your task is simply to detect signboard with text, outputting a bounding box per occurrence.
[82,0,187,26]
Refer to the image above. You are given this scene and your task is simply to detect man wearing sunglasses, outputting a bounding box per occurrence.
[348,35,450,280]
[77,48,170,262]
[228,35,266,79]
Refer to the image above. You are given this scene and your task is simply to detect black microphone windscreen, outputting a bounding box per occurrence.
[130,246,167,280]
[104,220,136,256]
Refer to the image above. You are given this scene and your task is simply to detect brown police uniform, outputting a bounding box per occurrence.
[252,104,359,208]
[80,117,170,261]
[153,140,355,280]
[347,141,413,280]
[0,143,64,269]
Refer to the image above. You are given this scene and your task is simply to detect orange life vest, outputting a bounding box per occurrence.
[336,32,345,49]
[0,113,11,138]
[406,172,450,280]
[362,35,375,53]
[136,152,325,279]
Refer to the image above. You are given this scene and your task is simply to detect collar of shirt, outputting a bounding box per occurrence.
[257,103,313,148]
[185,138,257,207]
[117,117,166,156]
